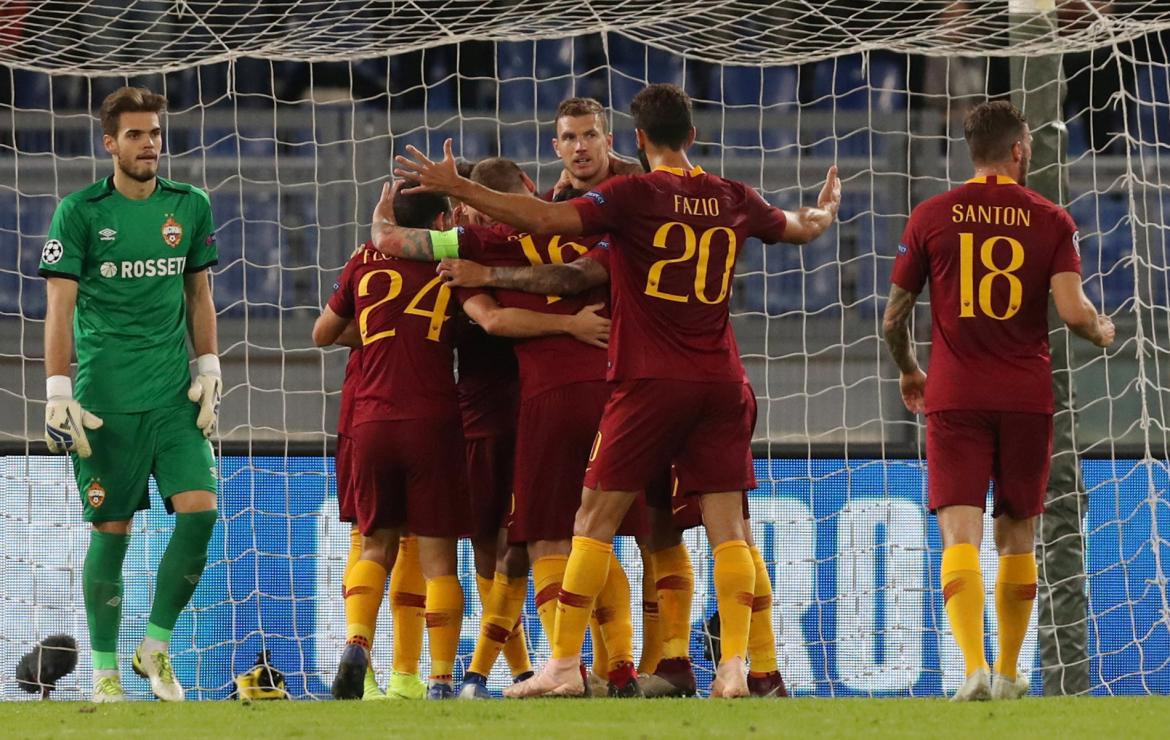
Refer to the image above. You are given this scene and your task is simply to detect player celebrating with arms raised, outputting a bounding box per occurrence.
[39,87,221,702]
[395,83,840,697]
[883,100,1114,701]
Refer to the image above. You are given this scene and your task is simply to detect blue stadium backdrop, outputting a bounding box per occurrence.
[1,454,1167,699]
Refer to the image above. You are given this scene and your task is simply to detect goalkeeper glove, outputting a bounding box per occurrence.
[44,376,103,458]
[187,354,222,438]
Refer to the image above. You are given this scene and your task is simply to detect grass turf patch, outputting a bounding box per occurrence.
[2,696,1167,739]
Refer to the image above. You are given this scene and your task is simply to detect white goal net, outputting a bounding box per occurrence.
[2,0,1169,699]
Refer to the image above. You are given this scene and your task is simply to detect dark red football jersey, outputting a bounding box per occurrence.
[455,222,611,400]
[890,175,1082,414]
[328,242,459,425]
[454,315,519,439]
[337,346,363,436]
[570,166,787,382]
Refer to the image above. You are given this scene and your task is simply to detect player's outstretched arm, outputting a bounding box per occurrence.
[462,294,610,348]
[369,181,446,261]
[313,306,353,347]
[184,270,222,438]
[395,139,584,236]
[882,283,927,413]
[1051,272,1115,348]
[781,165,841,244]
[438,256,607,296]
[44,277,103,457]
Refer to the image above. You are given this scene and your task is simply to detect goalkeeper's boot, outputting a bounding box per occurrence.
[458,671,492,700]
[748,670,789,698]
[503,656,586,698]
[386,670,427,700]
[361,667,387,701]
[331,642,368,700]
[133,643,185,702]
[426,681,455,700]
[606,661,644,698]
[950,668,992,702]
[638,657,697,698]
[709,656,749,698]
[92,673,126,703]
[991,671,1030,700]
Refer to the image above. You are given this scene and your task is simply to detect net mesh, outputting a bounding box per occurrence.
[2,1,1170,698]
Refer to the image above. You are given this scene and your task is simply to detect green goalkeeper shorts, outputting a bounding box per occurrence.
[70,402,218,523]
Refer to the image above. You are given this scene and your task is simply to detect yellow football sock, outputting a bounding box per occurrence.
[552,537,611,660]
[501,577,533,677]
[345,559,388,647]
[653,544,694,661]
[343,526,362,596]
[533,555,567,643]
[390,536,426,675]
[712,540,755,663]
[747,545,778,674]
[994,552,1037,681]
[942,543,989,677]
[469,573,530,677]
[425,575,464,682]
[638,547,662,674]
[593,551,634,672]
[589,616,608,679]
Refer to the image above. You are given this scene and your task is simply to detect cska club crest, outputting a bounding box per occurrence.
[162,214,184,248]
[86,480,106,508]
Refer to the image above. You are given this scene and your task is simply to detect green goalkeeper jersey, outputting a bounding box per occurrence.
[38,175,218,413]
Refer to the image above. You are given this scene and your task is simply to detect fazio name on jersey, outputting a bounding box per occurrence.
[107,257,187,279]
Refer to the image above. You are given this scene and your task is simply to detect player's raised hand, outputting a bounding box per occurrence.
[899,368,927,414]
[567,303,611,349]
[44,376,103,458]
[819,165,841,218]
[394,138,461,194]
[370,181,403,244]
[437,258,490,288]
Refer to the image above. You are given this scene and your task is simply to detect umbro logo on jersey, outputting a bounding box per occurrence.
[98,228,117,241]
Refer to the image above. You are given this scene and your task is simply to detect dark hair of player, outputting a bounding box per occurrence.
[455,158,477,179]
[963,100,1028,165]
[555,97,608,135]
[630,83,693,150]
[100,86,167,138]
[470,157,528,194]
[393,188,450,229]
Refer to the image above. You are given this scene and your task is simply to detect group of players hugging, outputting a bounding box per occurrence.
[39,78,1111,703]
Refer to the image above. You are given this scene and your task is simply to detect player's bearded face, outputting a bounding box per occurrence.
[107,112,162,183]
[555,114,609,181]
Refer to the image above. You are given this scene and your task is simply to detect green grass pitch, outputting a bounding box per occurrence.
[3,697,1168,739]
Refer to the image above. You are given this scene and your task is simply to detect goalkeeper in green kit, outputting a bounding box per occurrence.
[39,87,221,703]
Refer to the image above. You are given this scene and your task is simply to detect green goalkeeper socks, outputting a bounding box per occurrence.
[84,530,131,671]
[147,510,217,638]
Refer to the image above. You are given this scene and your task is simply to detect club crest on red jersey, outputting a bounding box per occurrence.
[162,215,184,248]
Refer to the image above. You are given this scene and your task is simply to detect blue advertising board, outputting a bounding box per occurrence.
[1,456,1166,699]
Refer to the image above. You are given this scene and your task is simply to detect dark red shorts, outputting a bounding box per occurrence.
[584,379,756,495]
[645,468,750,531]
[350,416,471,538]
[508,380,643,543]
[466,431,515,539]
[926,410,1053,519]
[336,432,356,523]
